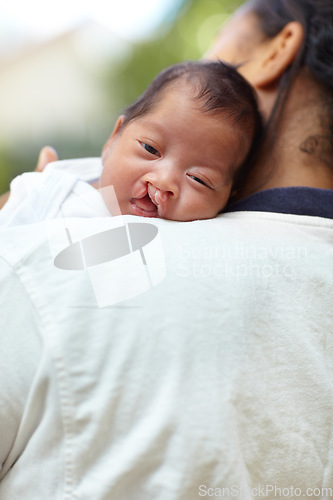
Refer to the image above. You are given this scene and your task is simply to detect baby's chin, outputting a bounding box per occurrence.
[95,184,221,221]
[126,203,220,221]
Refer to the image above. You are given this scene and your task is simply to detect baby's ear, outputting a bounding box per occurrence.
[102,115,125,156]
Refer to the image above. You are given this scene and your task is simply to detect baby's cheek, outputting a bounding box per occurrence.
[97,163,104,188]
[99,164,110,189]
[99,185,123,216]
[216,186,232,213]
[96,165,121,215]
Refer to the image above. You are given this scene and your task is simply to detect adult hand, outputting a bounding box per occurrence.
[35,146,58,172]
[0,146,58,209]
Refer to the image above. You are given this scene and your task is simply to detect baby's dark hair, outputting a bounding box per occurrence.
[121,61,263,188]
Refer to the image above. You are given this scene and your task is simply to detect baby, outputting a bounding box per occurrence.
[0,61,262,225]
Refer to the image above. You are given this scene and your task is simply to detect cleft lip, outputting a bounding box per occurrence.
[147,183,166,218]
[147,183,158,206]
[129,184,159,217]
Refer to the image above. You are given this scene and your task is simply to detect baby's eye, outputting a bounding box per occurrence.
[141,142,160,157]
[188,175,210,188]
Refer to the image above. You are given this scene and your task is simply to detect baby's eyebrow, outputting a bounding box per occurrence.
[138,120,166,136]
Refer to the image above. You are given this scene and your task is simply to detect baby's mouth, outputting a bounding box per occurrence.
[130,189,158,217]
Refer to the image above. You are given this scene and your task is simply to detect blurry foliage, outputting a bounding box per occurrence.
[106,0,241,114]
[0,135,104,190]
[0,0,241,194]
[0,149,11,194]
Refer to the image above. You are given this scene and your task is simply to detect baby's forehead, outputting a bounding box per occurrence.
[154,79,199,107]
[148,80,233,124]
[155,79,250,130]
[138,86,238,136]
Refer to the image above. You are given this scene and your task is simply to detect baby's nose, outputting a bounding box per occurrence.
[155,172,179,196]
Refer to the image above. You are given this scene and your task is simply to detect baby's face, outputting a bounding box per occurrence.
[99,87,250,221]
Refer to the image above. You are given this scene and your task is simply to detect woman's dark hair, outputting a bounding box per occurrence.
[121,60,263,183]
[249,0,333,161]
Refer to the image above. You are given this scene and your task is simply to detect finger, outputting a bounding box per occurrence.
[0,192,10,210]
[35,146,58,172]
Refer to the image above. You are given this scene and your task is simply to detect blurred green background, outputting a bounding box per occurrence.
[0,0,241,195]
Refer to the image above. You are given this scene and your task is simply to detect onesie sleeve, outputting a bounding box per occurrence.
[0,166,79,228]
[0,173,44,227]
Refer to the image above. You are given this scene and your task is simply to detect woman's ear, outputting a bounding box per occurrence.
[253,22,304,88]
[102,115,125,157]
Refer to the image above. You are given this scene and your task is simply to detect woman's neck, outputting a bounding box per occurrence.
[236,138,333,199]
[234,72,333,200]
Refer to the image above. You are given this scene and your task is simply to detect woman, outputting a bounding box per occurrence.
[0,1,332,498]
[208,0,333,208]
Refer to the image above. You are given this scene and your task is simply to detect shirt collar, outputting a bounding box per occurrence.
[224,187,333,219]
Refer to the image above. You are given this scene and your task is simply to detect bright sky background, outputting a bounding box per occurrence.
[0,0,182,46]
